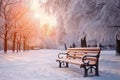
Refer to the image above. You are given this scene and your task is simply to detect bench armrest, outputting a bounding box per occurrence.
[58,52,68,59]
[82,55,98,66]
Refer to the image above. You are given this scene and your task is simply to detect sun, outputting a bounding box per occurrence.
[30,0,57,26]
[29,0,57,29]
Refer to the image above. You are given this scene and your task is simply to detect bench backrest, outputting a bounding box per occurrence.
[67,47,101,58]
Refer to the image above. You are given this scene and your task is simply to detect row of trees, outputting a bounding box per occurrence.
[0,0,34,53]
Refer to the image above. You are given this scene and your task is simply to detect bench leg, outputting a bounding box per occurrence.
[90,66,93,73]
[59,61,62,68]
[66,62,69,67]
[95,65,99,76]
[83,66,88,77]
[58,61,69,68]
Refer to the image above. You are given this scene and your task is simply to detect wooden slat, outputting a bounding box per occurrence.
[56,58,96,66]
[67,47,100,54]
[68,51,99,54]
[67,53,84,58]
[84,57,97,61]
[68,47,100,50]
[56,58,83,65]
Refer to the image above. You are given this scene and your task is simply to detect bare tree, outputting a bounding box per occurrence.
[10,3,28,52]
[22,25,34,51]
[0,0,21,52]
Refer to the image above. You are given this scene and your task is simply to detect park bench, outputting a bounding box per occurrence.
[56,47,101,77]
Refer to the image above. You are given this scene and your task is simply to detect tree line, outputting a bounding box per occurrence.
[0,0,34,53]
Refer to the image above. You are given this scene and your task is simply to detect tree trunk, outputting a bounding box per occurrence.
[4,36,7,53]
[116,34,120,55]
[17,41,19,53]
[12,32,16,52]
[18,41,21,51]
[19,34,22,51]
[23,40,26,51]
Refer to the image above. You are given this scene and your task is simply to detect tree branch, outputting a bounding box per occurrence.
[7,0,21,6]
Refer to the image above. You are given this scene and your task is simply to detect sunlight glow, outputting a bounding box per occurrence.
[39,13,57,27]
[30,0,39,11]
[41,0,47,3]
[34,12,41,19]
[30,0,57,28]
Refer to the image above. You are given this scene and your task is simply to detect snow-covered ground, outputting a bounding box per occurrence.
[0,50,120,80]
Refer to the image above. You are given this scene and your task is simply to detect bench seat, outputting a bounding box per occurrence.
[56,58,96,66]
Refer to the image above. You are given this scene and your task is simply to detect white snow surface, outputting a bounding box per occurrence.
[0,49,120,80]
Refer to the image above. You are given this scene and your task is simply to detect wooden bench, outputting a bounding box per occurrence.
[56,47,101,77]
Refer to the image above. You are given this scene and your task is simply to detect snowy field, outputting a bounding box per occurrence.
[0,50,120,80]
